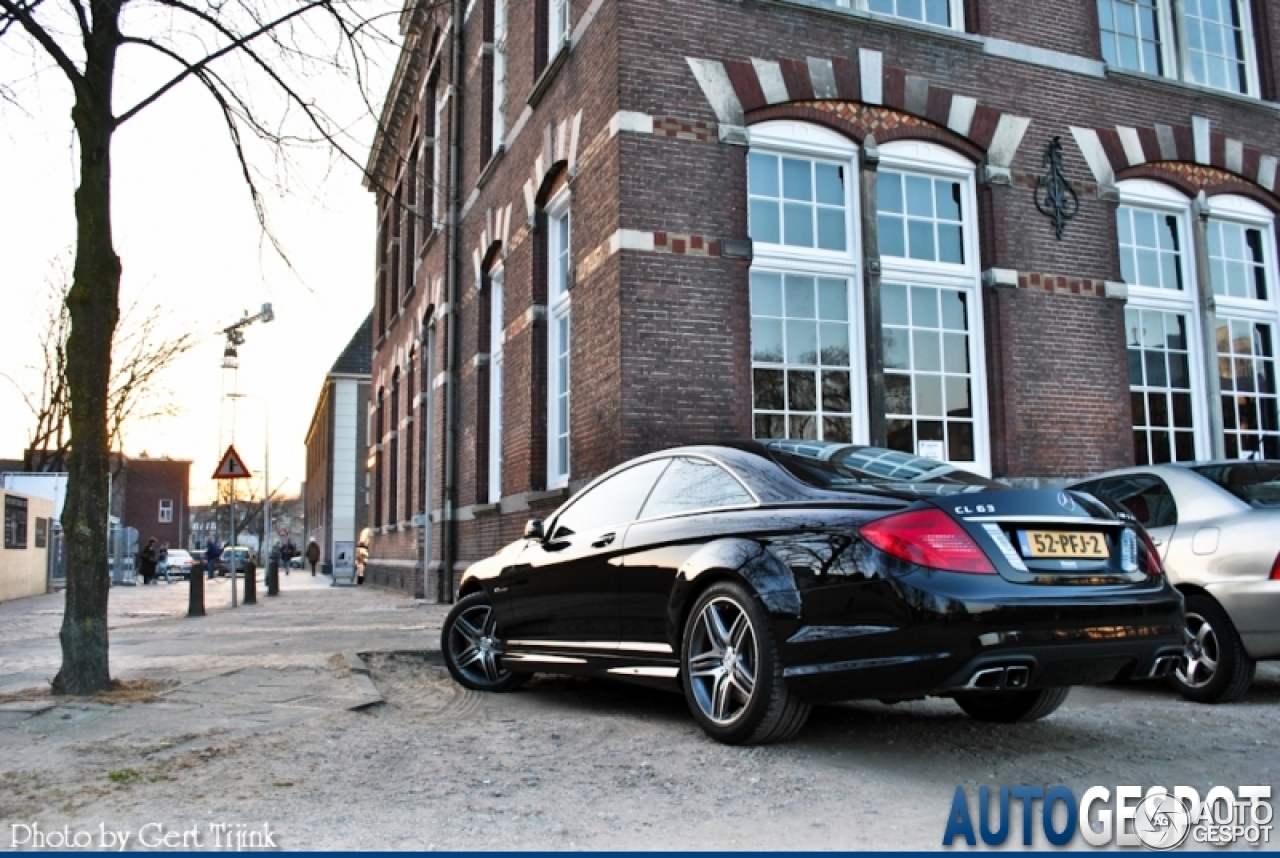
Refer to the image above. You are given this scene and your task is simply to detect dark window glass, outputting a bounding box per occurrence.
[1084,475,1178,528]
[763,441,999,495]
[5,495,28,549]
[640,458,755,520]
[1191,462,1280,508]
[551,460,669,539]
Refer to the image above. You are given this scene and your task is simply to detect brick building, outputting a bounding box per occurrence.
[303,315,372,573]
[115,456,192,549]
[364,0,1280,599]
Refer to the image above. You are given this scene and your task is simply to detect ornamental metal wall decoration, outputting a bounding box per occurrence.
[1034,136,1079,240]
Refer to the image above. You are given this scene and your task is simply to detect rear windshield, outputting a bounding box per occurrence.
[1190,463,1280,509]
[763,442,1002,496]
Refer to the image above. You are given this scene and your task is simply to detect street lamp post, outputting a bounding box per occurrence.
[227,392,270,604]
[217,303,274,609]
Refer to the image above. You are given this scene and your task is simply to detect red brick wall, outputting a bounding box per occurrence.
[365,0,1280,598]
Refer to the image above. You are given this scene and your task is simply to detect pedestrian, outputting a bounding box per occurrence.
[280,539,295,576]
[138,537,159,585]
[205,538,222,580]
[306,539,320,576]
[158,541,172,584]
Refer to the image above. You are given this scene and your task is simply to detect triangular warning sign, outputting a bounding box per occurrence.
[212,445,252,480]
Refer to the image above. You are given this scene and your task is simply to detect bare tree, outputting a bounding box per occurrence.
[0,0,411,693]
[2,272,200,473]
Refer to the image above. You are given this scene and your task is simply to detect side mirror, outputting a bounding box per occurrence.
[523,519,545,540]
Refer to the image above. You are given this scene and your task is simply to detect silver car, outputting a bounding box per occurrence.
[1070,461,1280,703]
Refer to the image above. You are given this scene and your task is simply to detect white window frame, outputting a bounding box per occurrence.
[488,266,505,503]
[1116,180,1280,461]
[819,0,964,29]
[748,121,867,447]
[158,499,173,524]
[549,0,570,55]
[546,190,572,489]
[877,140,990,475]
[1207,194,1280,459]
[1096,0,1260,96]
[432,91,447,229]
[492,0,507,156]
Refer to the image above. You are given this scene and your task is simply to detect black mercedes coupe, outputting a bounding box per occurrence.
[442,441,1185,744]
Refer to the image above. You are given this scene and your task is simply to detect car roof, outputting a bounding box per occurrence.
[1068,463,1248,520]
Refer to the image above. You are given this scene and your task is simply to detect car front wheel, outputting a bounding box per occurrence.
[954,687,1071,723]
[680,581,810,745]
[1170,593,1255,704]
[441,592,528,693]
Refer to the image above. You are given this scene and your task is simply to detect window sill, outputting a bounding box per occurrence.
[477,145,505,189]
[762,0,981,49]
[528,40,571,109]
[1105,67,1278,114]
[472,502,500,516]
[418,226,440,262]
[527,486,569,504]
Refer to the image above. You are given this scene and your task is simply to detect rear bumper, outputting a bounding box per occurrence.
[1205,580,1280,659]
[779,569,1185,704]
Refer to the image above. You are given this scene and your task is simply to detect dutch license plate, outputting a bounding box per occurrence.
[1019,530,1108,559]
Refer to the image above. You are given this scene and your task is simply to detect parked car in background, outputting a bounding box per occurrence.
[216,546,259,577]
[442,441,1184,745]
[162,549,198,580]
[1070,461,1280,703]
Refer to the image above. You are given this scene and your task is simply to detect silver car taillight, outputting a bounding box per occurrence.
[1120,527,1138,573]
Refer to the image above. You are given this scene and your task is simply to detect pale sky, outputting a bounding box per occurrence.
[0,7,398,505]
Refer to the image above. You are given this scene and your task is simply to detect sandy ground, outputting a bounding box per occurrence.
[0,581,1277,851]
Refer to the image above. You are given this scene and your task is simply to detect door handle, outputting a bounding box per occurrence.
[591,533,616,549]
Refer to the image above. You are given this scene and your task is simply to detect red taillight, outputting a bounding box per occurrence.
[1270,552,1280,581]
[860,509,996,574]
[1141,529,1165,577]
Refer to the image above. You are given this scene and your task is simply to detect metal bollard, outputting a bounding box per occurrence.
[244,559,258,605]
[188,562,205,617]
[267,559,279,596]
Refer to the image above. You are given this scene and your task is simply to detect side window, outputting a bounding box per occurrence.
[640,458,755,520]
[1091,475,1178,529]
[550,459,669,539]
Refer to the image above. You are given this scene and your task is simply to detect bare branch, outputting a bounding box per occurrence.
[0,0,84,90]
[114,0,333,127]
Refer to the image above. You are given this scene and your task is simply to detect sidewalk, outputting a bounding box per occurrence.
[0,573,447,773]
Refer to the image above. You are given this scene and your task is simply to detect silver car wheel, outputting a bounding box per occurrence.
[1177,610,1220,690]
[447,603,509,685]
[687,597,758,726]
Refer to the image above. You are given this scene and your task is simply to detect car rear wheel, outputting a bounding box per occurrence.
[1170,593,1255,704]
[954,687,1071,723]
[681,582,810,745]
[441,592,528,693]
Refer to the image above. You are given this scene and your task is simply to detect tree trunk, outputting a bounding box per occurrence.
[53,11,122,696]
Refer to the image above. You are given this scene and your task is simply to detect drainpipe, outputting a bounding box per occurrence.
[439,0,464,603]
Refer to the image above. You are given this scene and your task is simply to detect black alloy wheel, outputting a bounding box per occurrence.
[1170,593,1255,704]
[954,687,1071,723]
[680,581,810,745]
[441,592,529,692]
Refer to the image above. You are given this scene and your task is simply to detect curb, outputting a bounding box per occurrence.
[341,651,384,710]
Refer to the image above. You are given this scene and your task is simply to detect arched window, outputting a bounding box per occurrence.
[546,187,572,489]
[489,266,506,503]
[747,122,988,471]
[1117,180,1280,461]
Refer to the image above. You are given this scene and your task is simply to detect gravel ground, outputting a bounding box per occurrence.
[3,633,1277,851]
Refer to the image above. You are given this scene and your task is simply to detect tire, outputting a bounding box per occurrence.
[955,687,1071,723]
[1169,593,1255,704]
[680,581,810,745]
[441,592,528,693]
